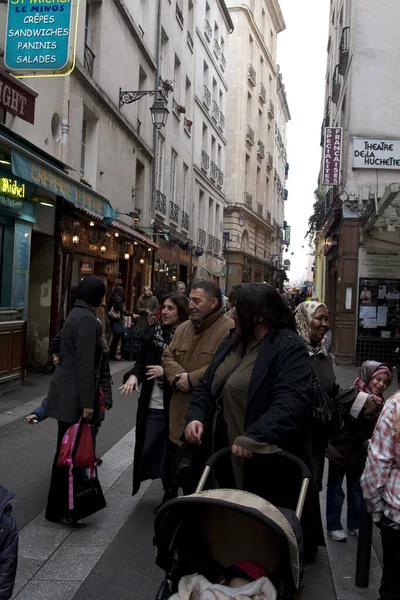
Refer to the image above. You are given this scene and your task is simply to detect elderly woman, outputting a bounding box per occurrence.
[184,283,312,482]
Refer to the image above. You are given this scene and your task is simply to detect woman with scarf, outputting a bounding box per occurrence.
[120,293,189,503]
[326,361,392,541]
[294,300,341,557]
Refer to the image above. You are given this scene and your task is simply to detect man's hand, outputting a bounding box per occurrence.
[83,407,94,420]
[232,444,253,459]
[185,421,203,444]
[119,375,139,395]
[176,373,191,393]
[146,365,163,380]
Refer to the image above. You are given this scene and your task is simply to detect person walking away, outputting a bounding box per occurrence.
[163,280,234,484]
[361,390,400,600]
[326,361,392,542]
[136,286,159,330]
[44,275,107,526]
[294,300,341,558]
[120,294,189,506]
[0,483,18,600]
[108,285,137,360]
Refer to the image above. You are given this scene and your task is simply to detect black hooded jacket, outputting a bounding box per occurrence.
[0,484,18,600]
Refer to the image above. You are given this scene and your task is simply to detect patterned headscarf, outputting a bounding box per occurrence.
[294,301,328,356]
[355,360,392,396]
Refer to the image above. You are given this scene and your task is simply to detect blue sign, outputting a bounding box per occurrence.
[4,0,77,75]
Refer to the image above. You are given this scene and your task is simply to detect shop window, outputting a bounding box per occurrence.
[358,277,400,338]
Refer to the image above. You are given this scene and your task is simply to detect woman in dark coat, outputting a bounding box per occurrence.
[120,293,189,503]
[184,283,312,495]
[45,275,107,526]
[108,285,137,360]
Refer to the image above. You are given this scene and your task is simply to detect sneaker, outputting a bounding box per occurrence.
[348,528,359,537]
[327,529,347,542]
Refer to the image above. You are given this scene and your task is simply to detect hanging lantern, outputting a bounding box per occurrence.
[101,245,106,253]
[72,234,79,244]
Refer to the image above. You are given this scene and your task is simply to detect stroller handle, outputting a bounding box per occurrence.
[196,446,311,520]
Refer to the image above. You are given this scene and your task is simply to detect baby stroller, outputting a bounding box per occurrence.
[154,447,311,600]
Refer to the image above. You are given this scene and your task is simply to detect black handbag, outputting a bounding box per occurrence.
[310,374,343,434]
[69,469,106,521]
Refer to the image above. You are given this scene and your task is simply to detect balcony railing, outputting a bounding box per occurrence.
[246,124,255,145]
[220,54,226,71]
[257,202,263,216]
[339,26,350,75]
[155,190,166,215]
[84,43,95,77]
[267,210,271,223]
[213,39,221,58]
[257,139,265,158]
[259,82,267,104]
[283,189,288,201]
[215,239,221,254]
[217,168,223,187]
[203,85,211,108]
[201,150,210,171]
[210,160,218,181]
[204,19,212,41]
[266,152,273,170]
[332,65,341,103]
[247,63,256,86]
[219,112,225,129]
[169,201,180,222]
[176,3,184,27]
[207,234,215,250]
[181,211,189,230]
[325,96,331,124]
[244,192,253,208]
[212,100,219,122]
[268,99,275,119]
[198,228,206,245]
[187,30,194,50]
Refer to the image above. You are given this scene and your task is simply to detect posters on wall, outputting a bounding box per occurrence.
[358,277,400,338]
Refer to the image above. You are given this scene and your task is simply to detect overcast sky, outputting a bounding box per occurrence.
[277,0,330,284]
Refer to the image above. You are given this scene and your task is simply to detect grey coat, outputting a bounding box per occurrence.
[45,300,103,425]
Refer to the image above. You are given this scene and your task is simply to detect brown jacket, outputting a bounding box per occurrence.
[163,308,234,444]
[136,294,158,329]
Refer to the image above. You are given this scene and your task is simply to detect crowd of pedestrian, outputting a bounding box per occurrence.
[1,278,398,599]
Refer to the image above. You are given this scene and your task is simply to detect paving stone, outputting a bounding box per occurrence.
[12,557,43,598]
[35,545,105,581]
[13,580,81,600]
[18,523,71,561]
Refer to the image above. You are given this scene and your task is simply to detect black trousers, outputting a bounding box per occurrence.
[45,421,71,522]
[380,515,400,600]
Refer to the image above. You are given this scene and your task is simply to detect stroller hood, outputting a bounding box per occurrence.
[155,489,302,590]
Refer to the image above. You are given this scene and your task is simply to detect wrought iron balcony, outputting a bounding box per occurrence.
[217,168,223,187]
[244,192,253,208]
[201,150,210,172]
[198,228,206,245]
[257,139,265,158]
[213,39,221,58]
[266,210,271,223]
[84,44,95,77]
[259,82,267,104]
[155,190,166,215]
[176,3,184,27]
[325,96,331,124]
[268,99,275,119]
[220,54,226,71]
[169,201,180,222]
[210,160,218,181]
[266,152,273,170]
[332,65,341,103]
[207,234,215,250]
[203,85,211,108]
[204,19,212,42]
[246,124,255,145]
[283,189,288,201]
[187,30,194,50]
[181,211,189,230]
[212,100,219,122]
[215,239,221,254]
[257,202,263,216]
[247,63,256,86]
[339,27,350,75]
[219,112,225,129]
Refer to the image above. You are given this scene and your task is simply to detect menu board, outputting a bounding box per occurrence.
[358,278,400,338]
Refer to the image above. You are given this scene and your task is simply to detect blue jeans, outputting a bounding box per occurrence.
[326,460,362,532]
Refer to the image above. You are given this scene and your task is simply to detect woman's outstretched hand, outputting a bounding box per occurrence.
[119,375,139,395]
[184,420,203,444]
[232,444,253,459]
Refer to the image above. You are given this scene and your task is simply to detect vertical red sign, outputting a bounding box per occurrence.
[323,127,342,185]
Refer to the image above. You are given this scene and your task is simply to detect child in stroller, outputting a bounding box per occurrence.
[154,448,311,600]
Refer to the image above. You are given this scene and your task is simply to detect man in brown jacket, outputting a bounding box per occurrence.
[163,280,234,446]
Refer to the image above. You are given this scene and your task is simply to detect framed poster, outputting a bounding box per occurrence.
[358,278,400,338]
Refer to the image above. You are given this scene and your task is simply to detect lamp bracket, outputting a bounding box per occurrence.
[119,88,157,107]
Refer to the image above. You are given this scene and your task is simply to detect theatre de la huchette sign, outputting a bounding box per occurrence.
[353,138,400,169]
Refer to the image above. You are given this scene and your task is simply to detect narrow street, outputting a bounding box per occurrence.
[1,361,396,600]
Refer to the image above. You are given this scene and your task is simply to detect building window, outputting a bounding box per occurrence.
[183,163,188,211]
[174,54,181,99]
[170,149,177,203]
[156,134,164,191]
[80,118,87,177]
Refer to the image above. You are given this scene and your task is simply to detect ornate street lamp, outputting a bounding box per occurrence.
[149,98,169,130]
[118,78,172,130]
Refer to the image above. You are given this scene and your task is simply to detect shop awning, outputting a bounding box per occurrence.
[202,257,224,278]
[110,220,159,249]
